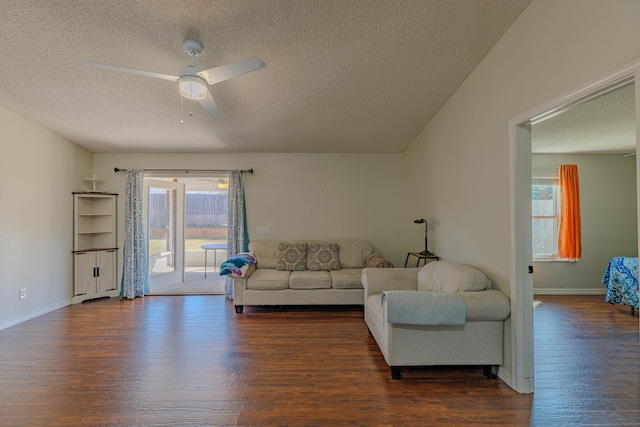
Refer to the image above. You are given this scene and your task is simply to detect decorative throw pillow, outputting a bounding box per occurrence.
[307,242,341,271]
[364,254,394,268]
[276,243,307,271]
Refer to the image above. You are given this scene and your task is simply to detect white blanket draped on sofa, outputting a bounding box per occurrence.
[381,290,466,325]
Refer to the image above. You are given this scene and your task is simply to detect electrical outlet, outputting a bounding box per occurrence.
[19,289,27,300]
[256,226,270,235]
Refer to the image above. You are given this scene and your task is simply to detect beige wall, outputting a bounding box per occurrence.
[532,154,637,293]
[403,0,640,380]
[92,152,405,267]
[0,106,92,328]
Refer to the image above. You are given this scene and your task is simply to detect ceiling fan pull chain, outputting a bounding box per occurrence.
[180,95,184,124]
[179,95,195,124]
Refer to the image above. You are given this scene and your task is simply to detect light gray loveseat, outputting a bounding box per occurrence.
[232,239,375,313]
[362,261,511,379]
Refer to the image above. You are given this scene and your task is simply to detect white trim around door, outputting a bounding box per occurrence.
[508,58,640,394]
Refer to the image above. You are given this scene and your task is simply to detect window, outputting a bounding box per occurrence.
[185,188,228,250]
[532,174,560,260]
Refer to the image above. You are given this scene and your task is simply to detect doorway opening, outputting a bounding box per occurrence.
[146,175,229,295]
[509,63,640,393]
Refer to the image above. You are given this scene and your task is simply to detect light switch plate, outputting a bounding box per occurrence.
[256,226,270,235]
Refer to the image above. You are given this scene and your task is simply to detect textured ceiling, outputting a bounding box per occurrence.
[0,0,532,153]
[532,83,636,155]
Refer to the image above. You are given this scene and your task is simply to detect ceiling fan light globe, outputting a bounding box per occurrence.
[178,76,208,100]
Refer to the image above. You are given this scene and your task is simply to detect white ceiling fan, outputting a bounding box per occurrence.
[195,177,229,188]
[82,39,266,119]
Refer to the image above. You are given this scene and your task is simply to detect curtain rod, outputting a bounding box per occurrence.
[114,167,253,174]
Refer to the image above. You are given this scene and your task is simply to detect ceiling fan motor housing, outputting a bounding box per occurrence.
[182,39,203,56]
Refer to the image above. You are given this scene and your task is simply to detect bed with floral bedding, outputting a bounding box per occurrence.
[601,257,639,314]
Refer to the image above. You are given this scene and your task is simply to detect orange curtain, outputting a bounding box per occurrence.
[558,164,581,259]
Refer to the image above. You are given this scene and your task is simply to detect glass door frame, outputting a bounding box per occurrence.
[144,178,185,289]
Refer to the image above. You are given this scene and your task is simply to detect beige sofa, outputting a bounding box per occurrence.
[362,261,511,379]
[232,239,375,313]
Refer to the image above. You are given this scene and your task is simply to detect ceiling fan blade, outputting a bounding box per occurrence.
[81,61,180,82]
[198,57,266,85]
[199,91,223,119]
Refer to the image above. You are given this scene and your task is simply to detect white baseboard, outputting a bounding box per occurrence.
[497,367,513,390]
[0,299,71,331]
[533,288,607,295]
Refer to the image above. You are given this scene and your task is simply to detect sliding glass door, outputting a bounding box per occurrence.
[144,179,185,289]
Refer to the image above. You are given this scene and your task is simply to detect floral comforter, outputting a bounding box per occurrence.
[602,257,639,309]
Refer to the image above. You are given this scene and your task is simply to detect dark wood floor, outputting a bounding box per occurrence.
[0,295,636,426]
[531,295,639,426]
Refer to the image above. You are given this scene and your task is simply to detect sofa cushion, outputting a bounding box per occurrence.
[246,269,290,290]
[249,241,280,269]
[290,271,331,289]
[276,242,307,271]
[417,261,490,292]
[331,239,374,268]
[307,242,341,271]
[330,268,364,289]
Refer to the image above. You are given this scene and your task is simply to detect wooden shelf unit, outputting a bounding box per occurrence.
[72,192,118,303]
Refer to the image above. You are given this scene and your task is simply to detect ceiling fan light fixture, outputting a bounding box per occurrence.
[178,75,208,100]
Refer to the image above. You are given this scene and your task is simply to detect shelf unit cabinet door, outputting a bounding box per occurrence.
[74,253,97,296]
[96,250,118,293]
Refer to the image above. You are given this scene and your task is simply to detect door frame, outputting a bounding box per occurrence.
[508,59,640,393]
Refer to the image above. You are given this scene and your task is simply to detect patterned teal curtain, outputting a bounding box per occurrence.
[225,170,249,298]
[120,169,149,299]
